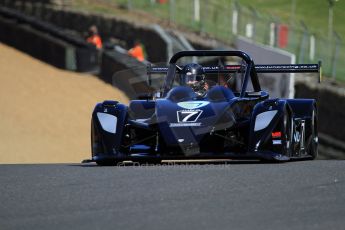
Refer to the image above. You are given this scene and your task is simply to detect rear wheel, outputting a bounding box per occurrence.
[281,107,293,157]
[307,106,318,159]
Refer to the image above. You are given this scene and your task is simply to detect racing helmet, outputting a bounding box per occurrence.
[180,63,206,95]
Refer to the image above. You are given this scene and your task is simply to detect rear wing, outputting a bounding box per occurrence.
[147,62,322,82]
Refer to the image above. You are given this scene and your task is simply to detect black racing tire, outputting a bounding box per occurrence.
[281,107,293,158]
[307,106,318,159]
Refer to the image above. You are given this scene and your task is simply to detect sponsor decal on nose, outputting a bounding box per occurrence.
[177,101,209,109]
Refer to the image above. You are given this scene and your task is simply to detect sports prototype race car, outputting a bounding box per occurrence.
[87,50,321,165]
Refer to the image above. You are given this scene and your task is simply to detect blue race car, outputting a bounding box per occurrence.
[87,50,321,165]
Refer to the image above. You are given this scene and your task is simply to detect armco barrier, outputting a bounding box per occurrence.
[0,6,99,72]
[1,1,226,63]
[0,2,171,63]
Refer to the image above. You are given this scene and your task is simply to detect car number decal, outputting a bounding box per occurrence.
[177,110,203,123]
[169,110,203,127]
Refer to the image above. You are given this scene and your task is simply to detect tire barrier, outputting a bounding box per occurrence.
[0,6,98,72]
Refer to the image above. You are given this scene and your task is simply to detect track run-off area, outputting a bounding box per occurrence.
[0,43,128,164]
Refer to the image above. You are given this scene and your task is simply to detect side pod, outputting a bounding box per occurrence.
[248,99,291,159]
[91,101,128,161]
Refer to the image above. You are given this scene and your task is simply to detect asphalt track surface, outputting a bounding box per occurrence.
[1,160,344,230]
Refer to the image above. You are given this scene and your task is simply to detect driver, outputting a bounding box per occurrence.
[180,63,208,96]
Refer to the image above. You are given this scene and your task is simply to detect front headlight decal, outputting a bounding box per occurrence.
[254,110,278,131]
[97,112,117,134]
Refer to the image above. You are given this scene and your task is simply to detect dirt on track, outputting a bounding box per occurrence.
[0,43,129,163]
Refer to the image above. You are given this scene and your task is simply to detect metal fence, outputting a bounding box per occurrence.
[69,0,343,81]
